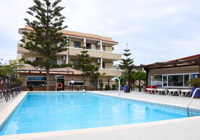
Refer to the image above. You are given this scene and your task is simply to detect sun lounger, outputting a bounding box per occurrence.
[167,89,181,96]
[155,88,168,95]
[146,88,156,93]
[180,89,192,96]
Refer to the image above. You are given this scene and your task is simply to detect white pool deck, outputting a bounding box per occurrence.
[0,91,200,140]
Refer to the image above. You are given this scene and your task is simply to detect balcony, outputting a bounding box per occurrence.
[68,47,121,60]
[17,43,29,54]
[99,69,122,77]
[17,44,121,61]
[67,67,122,77]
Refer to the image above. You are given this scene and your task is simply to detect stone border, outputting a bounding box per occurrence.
[0,92,28,132]
[0,91,200,140]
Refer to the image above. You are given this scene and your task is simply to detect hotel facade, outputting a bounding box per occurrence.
[16,25,122,91]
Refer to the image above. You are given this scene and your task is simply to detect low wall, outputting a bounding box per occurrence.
[21,86,98,91]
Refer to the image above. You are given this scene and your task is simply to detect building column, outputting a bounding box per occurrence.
[84,38,86,47]
[100,58,103,69]
[66,50,69,64]
[144,68,150,86]
[100,40,102,51]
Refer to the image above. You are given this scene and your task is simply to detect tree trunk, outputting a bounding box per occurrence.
[83,75,85,90]
[88,77,90,90]
[46,68,50,91]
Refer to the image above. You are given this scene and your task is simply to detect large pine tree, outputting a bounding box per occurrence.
[119,49,134,70]
[119,45,134,92]
[20,0,69,91]
[70,47,101,90]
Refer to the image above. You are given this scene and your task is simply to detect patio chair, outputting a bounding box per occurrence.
[0,84,10,102]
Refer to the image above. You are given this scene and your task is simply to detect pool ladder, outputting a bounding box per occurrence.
[187,88,200,117]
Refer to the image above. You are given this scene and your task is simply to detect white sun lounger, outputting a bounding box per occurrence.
[167,89,181,96]
[155,88,168,95]
[146,88,156,93]
[180,89,192,96]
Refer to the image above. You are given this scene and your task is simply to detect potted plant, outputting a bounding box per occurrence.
[187,78,200,98]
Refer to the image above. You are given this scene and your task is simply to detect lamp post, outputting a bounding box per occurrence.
[71,79,74,91]
[111,77,121,96]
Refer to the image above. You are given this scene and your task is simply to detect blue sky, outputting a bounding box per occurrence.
[1,0,200,65]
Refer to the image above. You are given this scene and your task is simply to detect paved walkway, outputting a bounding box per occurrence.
[1,91,200,140]
[97,91,200,109]
[0,91,25,112]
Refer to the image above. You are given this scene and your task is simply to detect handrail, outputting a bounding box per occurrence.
[187,88,200,117]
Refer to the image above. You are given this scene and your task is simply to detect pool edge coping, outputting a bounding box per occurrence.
[0,92,28,132]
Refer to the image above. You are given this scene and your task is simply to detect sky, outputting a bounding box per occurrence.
[0,0,200,65]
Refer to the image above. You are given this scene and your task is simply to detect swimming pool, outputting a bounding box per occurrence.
[0,92,200,135]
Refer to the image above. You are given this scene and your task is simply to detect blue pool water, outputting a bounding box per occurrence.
[0,92,199,135]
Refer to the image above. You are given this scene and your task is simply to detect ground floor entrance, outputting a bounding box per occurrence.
[55,75,65,91]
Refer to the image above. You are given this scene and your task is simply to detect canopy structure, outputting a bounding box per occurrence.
[127,55,200,92]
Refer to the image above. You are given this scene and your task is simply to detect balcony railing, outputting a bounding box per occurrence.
[68,47,121,60]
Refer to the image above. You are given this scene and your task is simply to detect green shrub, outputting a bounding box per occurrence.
[99,83,103,90]
[187,78,200,87]
[14,78,23,85]
[112,84,116,90]
[105,84,111,90]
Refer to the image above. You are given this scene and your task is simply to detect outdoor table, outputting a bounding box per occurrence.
[167,89,181,96]
[155,88,168,95]
[180,89,192,96]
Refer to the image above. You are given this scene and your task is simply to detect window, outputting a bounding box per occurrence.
[102,45,105,51]
[27,57,36,62]
[55,75,65,79]
[74,60,78,65]
[50,59,57,64]
[162,75,167,86]
[184,75,189,86]
[74,41,81,48]
[168,75,183,86]
[86,43,91,49]
[150,75,162,86]
[99,79,103,84]
[27,76,46,80]
[27,81,46,87]
[27,76,46,86]
[190,74,199,79]
[102,62,105,69]
[36,58,44,61]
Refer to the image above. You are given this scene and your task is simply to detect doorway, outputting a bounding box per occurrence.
[55,75,65,91]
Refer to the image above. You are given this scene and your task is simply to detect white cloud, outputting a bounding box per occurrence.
[0,0,200,65]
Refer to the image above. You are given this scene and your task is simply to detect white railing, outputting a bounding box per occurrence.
[67,47,121,55]
[187,88,200,117]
